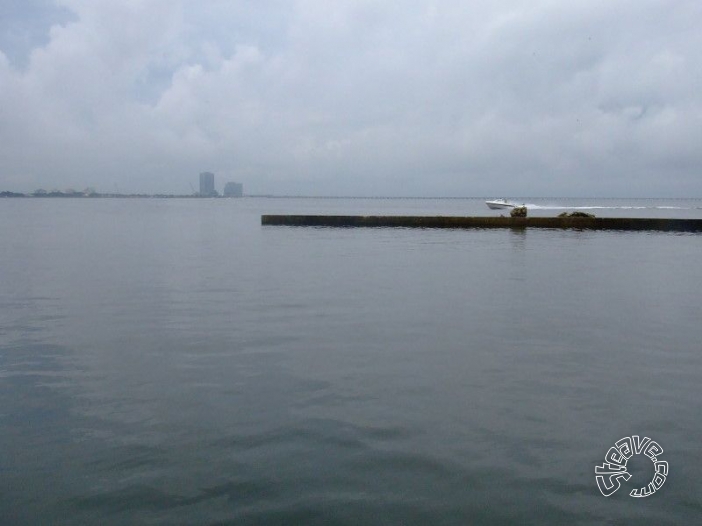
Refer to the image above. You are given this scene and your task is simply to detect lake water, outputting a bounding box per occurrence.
[1,197,701,525]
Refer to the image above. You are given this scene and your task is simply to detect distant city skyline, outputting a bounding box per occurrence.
[1,2,701,197]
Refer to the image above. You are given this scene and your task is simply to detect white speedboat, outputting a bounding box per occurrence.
[485,198,517,210]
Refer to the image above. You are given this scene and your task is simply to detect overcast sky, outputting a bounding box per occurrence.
[1,0,701,196]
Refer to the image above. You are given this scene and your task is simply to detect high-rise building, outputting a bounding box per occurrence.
[199,172,216,196]
[223,182,243,197]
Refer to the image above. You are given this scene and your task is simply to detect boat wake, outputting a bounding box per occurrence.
[524,204,690,210]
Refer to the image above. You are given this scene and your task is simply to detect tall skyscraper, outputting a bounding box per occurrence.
[199,172,215,196]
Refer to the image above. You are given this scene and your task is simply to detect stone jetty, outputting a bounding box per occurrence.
[261,215,702,232]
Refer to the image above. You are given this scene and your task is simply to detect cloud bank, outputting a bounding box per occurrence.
[1,0,701,196]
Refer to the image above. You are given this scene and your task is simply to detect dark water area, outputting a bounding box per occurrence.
[1,198,701,525]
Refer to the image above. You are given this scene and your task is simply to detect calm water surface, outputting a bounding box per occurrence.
[1,198,701,525]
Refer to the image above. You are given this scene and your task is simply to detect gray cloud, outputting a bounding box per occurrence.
[1,0,701,196]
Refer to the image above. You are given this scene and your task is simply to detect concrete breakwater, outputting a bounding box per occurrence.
[261,215,702,232]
